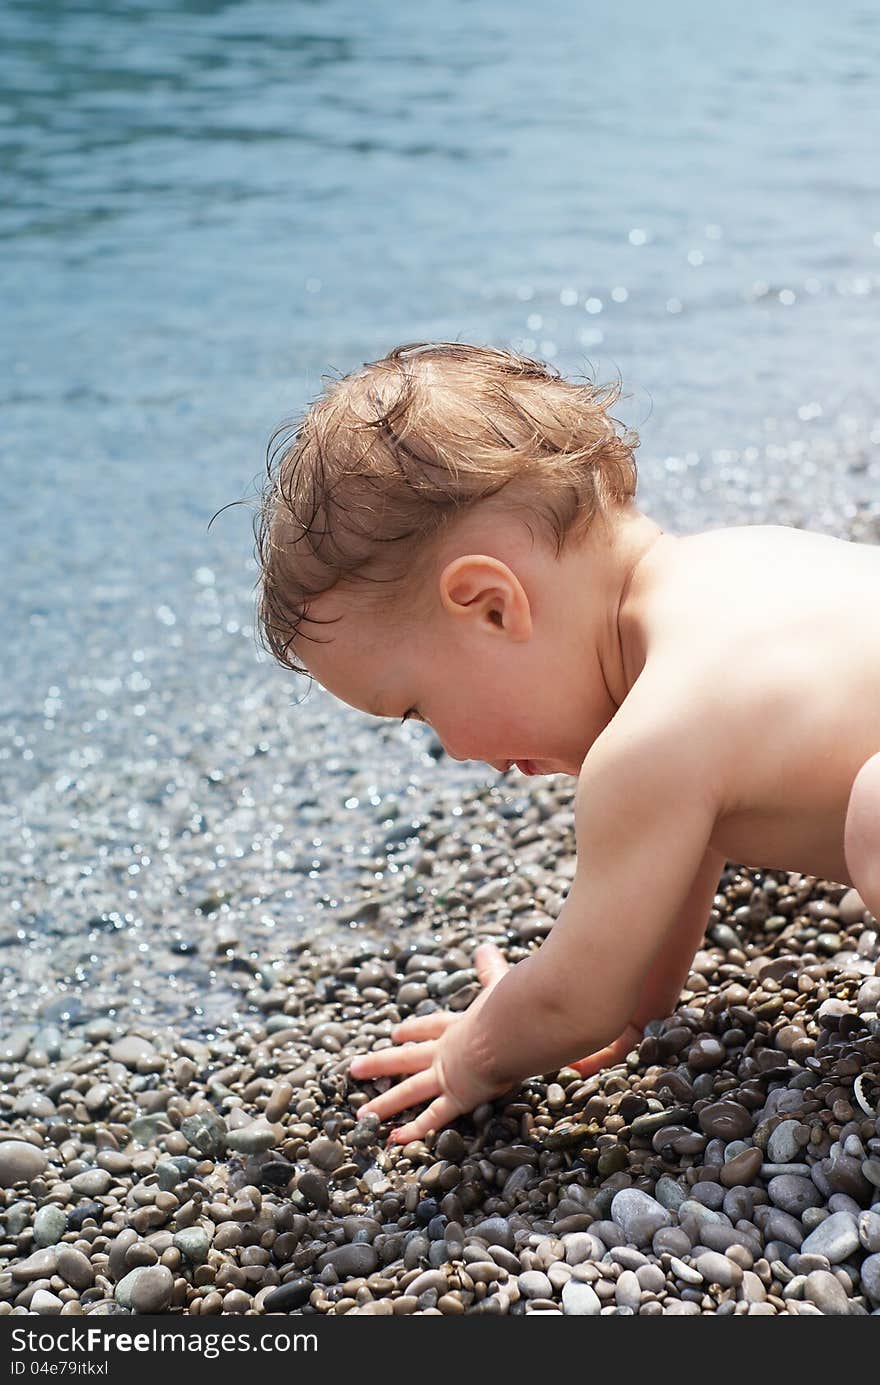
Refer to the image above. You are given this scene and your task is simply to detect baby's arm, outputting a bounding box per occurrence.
[568,840,726,1077]
[447,716,720,1089]
[350,701,722,1139]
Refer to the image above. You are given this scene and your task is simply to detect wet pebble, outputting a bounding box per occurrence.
[0,1141,48,1188]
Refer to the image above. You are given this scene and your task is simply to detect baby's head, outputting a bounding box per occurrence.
[256,341,643,775]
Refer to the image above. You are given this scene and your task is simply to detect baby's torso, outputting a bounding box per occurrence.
[639,524,880,884]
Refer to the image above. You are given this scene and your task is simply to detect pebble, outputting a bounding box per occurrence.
[767,1120,805,1164]
[70,1168,112,1197]
[11,1249,57,1281]
[108,1036,159,1068]
[668,1256,703,1285]
[803,1269,850,1315]
[115,1265,173,1313]
[33,1205,68,1248]
[308,1137,345,1172]
[719,1147,762,1187]
[561,1280,601,1315]
[615,1269,642,1311]
[518,1270,553,1299]
[30,1290,64,1316]
[0,1140,48,1188]
[472,1217,515,1251]
[264,1081,294,1123]
[55,1247,94,1290]
[860,1253,880,1302]
[224,1120,280,1154]
[859,1211,880,1253]
[768,1175,822,1216]
[262,1280,313,1313]
[315,1244,378,1277]
[800,1211,860,1263]
[179,1112,226,1158]
[173,1229,211,1264]
[2,780,880,1320]
[694,1251,743,1289]
[698,1101,754,1140]
[655,1176,688,1210]
[610,1190,671,1246]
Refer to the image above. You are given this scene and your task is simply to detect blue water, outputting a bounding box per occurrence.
[2,0,879,781]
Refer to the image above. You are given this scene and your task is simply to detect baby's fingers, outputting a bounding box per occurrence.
[388,1093,462,1145]
[391,1012,456,1042]
[474,942,509,989]
[356,1067,440,1123]
[349,1041,434,1080]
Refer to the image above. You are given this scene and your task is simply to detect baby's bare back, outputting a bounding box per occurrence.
[640,525,880,884]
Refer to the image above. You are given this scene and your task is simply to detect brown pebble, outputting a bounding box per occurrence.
[265,1082,294,1123]
[720,1147,763,1188]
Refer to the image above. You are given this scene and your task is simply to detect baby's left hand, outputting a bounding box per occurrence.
[348,942,512,1144]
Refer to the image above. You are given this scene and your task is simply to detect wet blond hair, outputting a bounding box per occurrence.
[256,341,639,674]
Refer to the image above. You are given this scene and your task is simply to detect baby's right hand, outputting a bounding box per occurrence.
[348,943,512,1143]
[567,1022,643,1077]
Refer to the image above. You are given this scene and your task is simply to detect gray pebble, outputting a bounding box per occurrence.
[0,1029,33,1063]
[471,1217,515,1251]
[653,1227,692,1257]
[694,1250,743,1288]
[155,1161,184,1192]
[562,1232,603,1265]
[297,1170,329,1210]
[70,1168,112,1197]
[768,1174,822,1216]
[180,1111,226,1158]
[756,1207,804,1248]
[30,1290,64,1315]
[33,1205,68,1248]
[115,1265,173,1313]
[637,1263,666,1294]
[654,1175,687,1211]
[315,1244,378,1276]
[669,1256,703,1285]
[262,1280,312,1313]
[800,1211,860,1263]
[0,1140,48,1188]
[859,1210,880,1253]
[109,1036,159,1068]
[767,1120,803,1164]
[803,1269,850,1315]
[615,1269,642,1311]
[610,1190,671,1246]
[224,1120,280,1154]
[860,1253,880,1302]
[173,1228,211,1264]
[561,1280,601,1315]
[518,1270,553,1299]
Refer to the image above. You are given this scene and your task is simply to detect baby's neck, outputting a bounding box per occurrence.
[594,506,668,709]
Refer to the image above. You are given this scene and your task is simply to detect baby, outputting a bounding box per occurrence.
[255,341,880,1146]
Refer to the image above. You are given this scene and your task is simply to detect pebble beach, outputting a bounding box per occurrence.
[3,734,880,1317]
